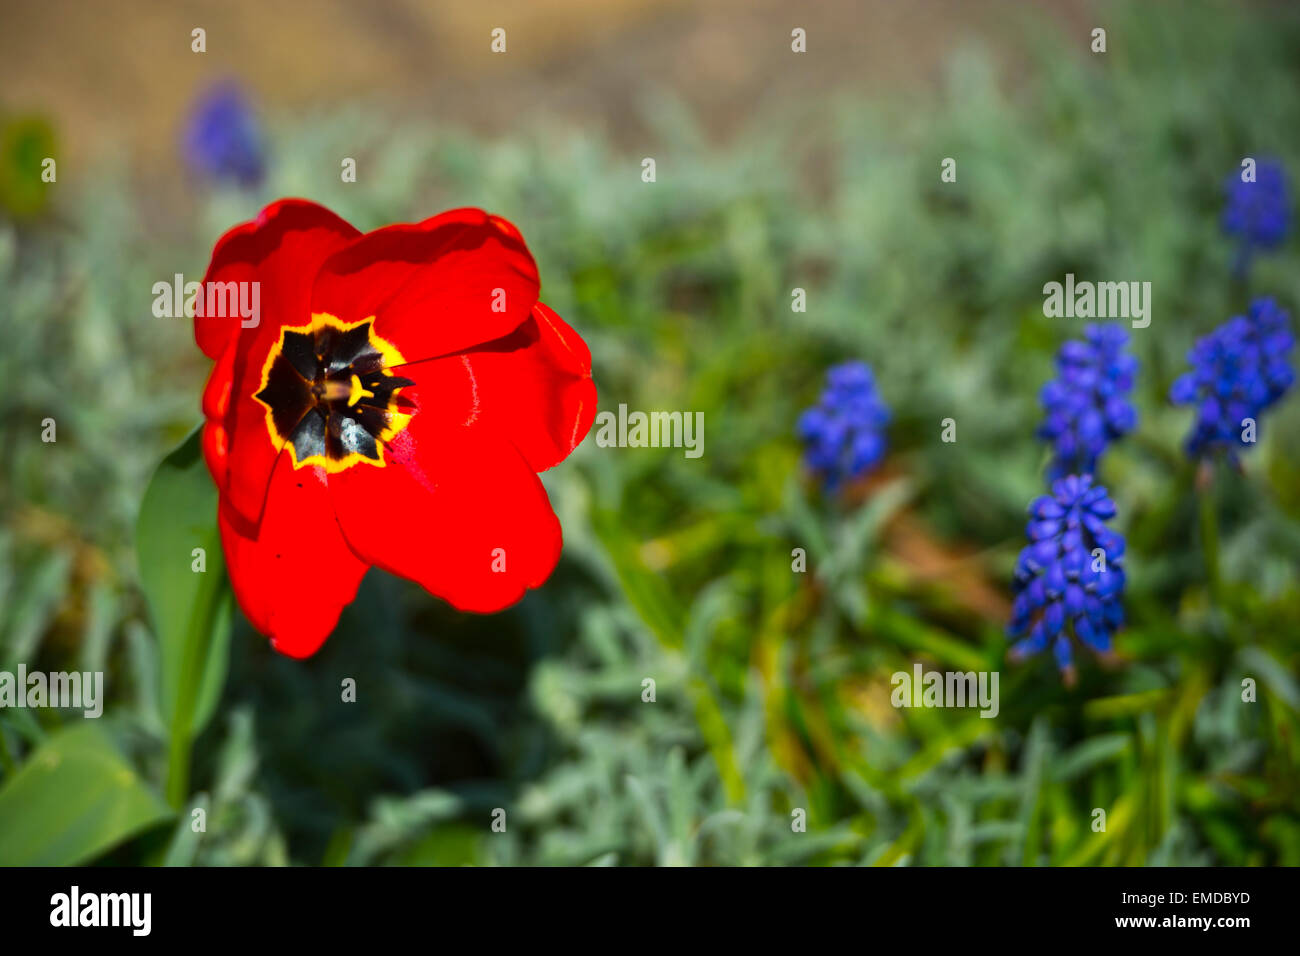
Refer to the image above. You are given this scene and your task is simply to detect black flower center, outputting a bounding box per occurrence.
[254,316,414,471]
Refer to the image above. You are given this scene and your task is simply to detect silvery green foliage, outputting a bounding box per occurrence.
[2,1,1300,866]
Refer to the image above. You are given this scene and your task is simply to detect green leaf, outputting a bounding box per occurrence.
[0,723,172,865]
[136,425,233,807]
[1239,647,1300,713]
[1050,733,1132,782]
[161,793,209,867]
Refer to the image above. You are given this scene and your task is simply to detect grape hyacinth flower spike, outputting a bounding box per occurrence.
[183,80,266,188]
[1008,474,1125,685]
[797,360,891,493]
[1037,323,1138,480]
[1169,297,1295,467]
[1222,159,1289,277]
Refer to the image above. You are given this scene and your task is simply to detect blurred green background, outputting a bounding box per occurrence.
[1,0,1298,866]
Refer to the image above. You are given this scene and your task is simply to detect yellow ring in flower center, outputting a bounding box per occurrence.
[253,312,413,473]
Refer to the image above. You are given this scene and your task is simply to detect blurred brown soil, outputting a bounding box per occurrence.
[0,0,1095,184]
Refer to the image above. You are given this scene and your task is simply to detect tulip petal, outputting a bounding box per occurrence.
[327,418,562,614]
[195,199,360,360]
[219,452,368,658]
[393,302,596,473]
[199,200,361,528]
[309,208,540,365]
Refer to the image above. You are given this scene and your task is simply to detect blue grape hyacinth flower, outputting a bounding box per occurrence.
[1037,324,1138,480]
[1170,297,1295,460]
[1223,160,1289,274]
[183,81,265,188]
[797,360,891,491]
[1008,474,1125,682]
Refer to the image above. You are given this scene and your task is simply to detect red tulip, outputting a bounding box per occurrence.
[194,200,595,657]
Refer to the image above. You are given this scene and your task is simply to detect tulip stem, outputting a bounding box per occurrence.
[166,729,192,809]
